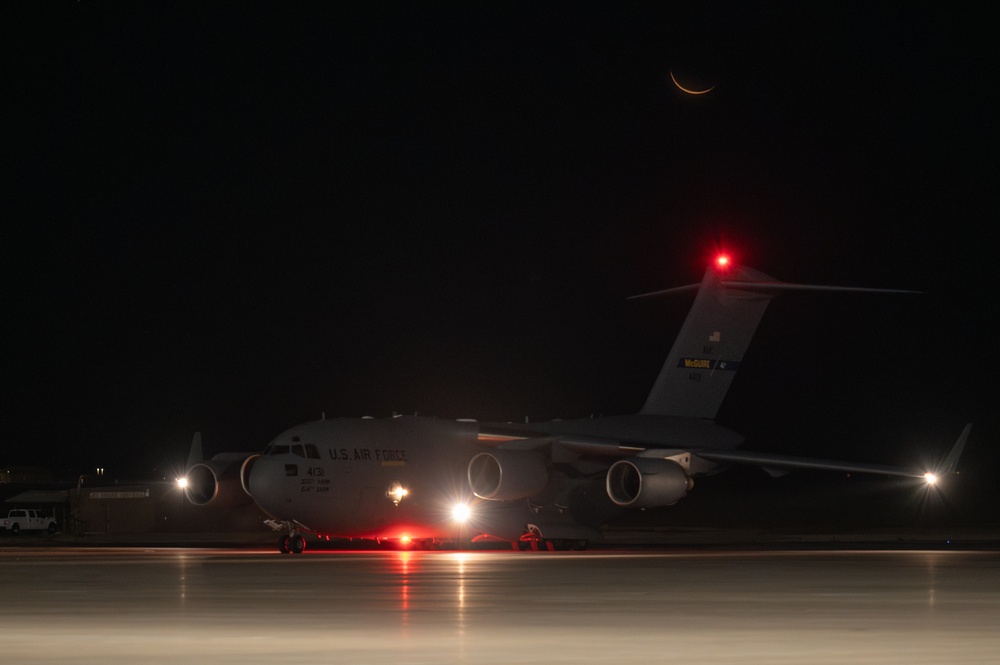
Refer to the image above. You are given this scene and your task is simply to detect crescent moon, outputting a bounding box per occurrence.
[670,70,715,95]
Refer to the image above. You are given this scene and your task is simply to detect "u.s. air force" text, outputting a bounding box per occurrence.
[327,448,409,462]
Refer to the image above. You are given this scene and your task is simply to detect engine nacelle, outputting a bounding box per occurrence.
[183,453,258,508]
[239,454,260,497]
[468,450,549,501]
[606,457,694,508]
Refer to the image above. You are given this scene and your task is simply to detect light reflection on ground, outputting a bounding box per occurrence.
[1,548,999,664]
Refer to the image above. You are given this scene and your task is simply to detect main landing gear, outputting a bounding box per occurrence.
[265,519,309,554]
[278,533,307,554]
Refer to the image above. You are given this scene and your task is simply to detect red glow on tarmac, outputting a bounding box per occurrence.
[373,522,445,541]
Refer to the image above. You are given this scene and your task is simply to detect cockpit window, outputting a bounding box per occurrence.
[264,443,316,456]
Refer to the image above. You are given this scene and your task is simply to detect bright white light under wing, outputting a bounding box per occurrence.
[451,504,472,523]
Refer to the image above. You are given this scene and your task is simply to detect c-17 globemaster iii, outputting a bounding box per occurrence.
[180,255,970,553]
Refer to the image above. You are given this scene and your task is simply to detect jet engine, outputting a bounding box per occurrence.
[605,457,694,508]
[183,453,259,508]
[468,450,548,501]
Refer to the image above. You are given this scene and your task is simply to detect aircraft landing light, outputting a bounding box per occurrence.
[451,504,472,523]
[176,477,188,489]
[923,472,939,486]
[387,484,409,506]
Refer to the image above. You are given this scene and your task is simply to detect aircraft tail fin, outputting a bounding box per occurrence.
[633,260,920,419]
[635,262,778,418]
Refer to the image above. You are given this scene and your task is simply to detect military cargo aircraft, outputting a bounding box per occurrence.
[180,256,970,553]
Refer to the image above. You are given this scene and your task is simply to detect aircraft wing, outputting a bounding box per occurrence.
[694,449,921,478]
[478,424,971,480]
[696,423,971,479]
[478,431,647,459]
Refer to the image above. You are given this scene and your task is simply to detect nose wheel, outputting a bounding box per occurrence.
[278,533,307,554]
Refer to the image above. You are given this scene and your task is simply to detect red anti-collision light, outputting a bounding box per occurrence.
[715,255,731,268]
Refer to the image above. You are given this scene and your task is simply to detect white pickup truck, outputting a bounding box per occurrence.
[0,509,57,535]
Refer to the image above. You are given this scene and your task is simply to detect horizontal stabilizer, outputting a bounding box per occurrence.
[629,281,922,300]
[717,281,922,295]
[626,283,699,300]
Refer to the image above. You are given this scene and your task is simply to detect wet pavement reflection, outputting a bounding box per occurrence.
[2,547,999,663]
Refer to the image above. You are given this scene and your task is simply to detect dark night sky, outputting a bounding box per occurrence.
[3,3,996,518]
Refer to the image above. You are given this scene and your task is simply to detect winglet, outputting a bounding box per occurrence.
[186,432,203,469]
[940,423,972,474]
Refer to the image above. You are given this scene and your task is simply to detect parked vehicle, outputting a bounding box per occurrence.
[0,509,57,535]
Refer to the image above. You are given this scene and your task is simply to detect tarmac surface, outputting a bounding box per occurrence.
[2,546,999,664]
